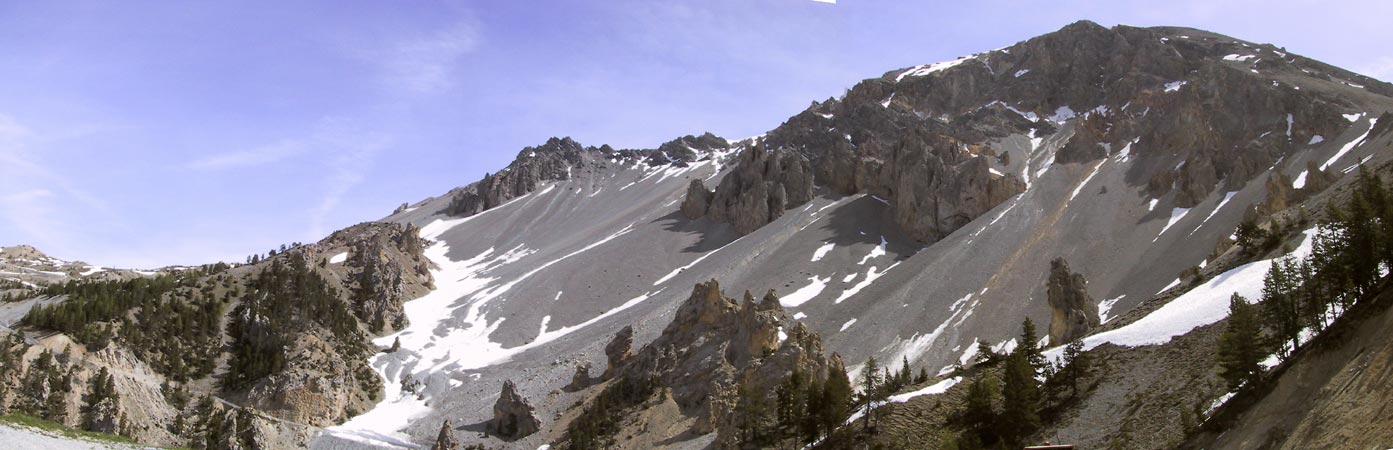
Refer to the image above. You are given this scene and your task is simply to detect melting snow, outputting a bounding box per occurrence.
[1320,116,1379,170]
[1048,228,1319,358]
[1343,113,1363,122]
[896,55,975,82]
[1014,69,1030,77]
[887,376,962,403]
[329,252,349,264]
[1153,208,1192,242]
[1067,160,1107,202]
[811,242,836,262]
[793,312,807,320]
[1308,135,1324,145]
[1293,170,1309,189]
[1190,191,1239,235]
[1164,80,1188,92]
[857,237,887,265]
[1222,54,1257,62]
[780,275,831,307]
[840,318,857,331]
[835,262,899,303]
[1098,295,1124,324]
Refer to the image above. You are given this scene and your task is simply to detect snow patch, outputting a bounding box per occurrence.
[329,252,349,264]
[1098,295,1124,324]
[1153,208,1192,242]
[896,55,975,81]
[840,318,857,331]
[1164,80,1188,92]
[811,242,835,262]
[835,262,900,304]
[780,275,830,307]
[1293,170,1309,189]
[1049,229,1319,357]
[1320,116,1379,170]
[857,237,887,265]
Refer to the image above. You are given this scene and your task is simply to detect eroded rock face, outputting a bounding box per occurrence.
[607,280,837,446]
[1046,258,1101,345]
[242,334,380,427]
[443,137,587,217]
[603,325,634,379]
[486,380,540,440]
[681,179,713,219]
[691,144,814,234]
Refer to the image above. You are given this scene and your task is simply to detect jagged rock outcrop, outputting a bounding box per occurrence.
[692,144,815,234]
[486,380,540,440]
[565,363,592,391]
[1046,257,1101,344]
[442,135,732,218]
[443,137,587,217]
[602,325,633,379]
[430,419,459,450]
[343,222,432,334]
[599,280,838,446]
[680,179,712,219]
[651,132,730,166]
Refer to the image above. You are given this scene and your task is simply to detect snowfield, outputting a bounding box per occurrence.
[1047,228,1318,361]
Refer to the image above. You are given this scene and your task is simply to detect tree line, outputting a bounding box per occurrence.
[1217,166,1393,391]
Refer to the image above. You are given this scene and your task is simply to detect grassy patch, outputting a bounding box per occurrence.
[0,413,159,447]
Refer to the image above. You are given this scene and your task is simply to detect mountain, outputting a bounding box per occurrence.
[3,20,1393,450]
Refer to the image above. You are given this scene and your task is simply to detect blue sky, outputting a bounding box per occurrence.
[3,0,1391,268]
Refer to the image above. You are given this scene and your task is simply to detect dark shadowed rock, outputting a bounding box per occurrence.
[565,362,592,391]
[603,325,634,379]
[1046,257,1100,344]
[486,380,540,440]
[699,144,814,234]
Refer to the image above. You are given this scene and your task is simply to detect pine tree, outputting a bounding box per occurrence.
[999,351,1041,446]
[974,340,999,367]
[860,356,883,431]
[1262,257,1302,358]
[1217,294,1265,390]
[1016,318,1045,371]
[958,373,999,448]
[775,368,806,444]
[821,364,854,437]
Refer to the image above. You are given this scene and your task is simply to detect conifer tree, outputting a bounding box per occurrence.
[1217,294,1265,390]
[860,356,883,430]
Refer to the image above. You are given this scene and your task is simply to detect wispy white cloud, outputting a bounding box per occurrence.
[186,139,307,170]
[357,17,482,94]
[305,118,390,238]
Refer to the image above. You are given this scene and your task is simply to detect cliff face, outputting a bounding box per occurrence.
[684,20,1392,242]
